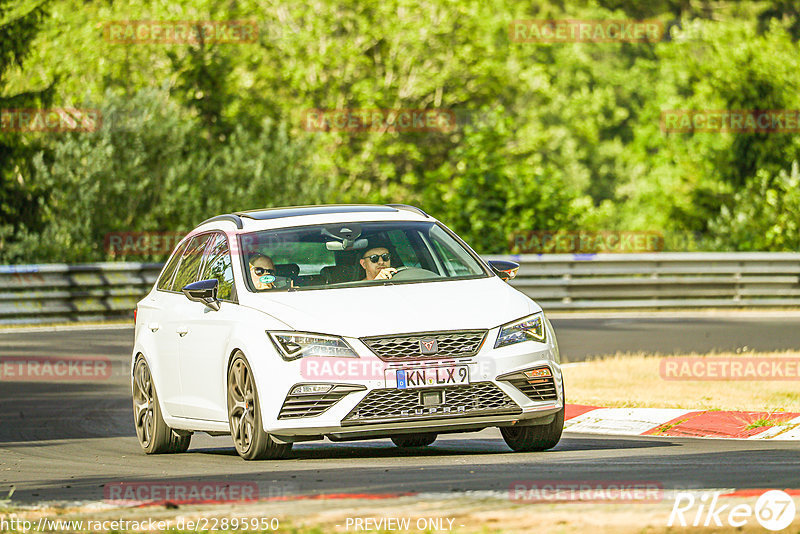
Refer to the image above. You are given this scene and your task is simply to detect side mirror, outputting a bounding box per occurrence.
[182,279,220,311]
[488,260,519,281]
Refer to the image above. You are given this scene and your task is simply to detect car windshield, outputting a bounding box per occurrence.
[239,221,489,291]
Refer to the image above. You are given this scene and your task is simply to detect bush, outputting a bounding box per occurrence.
[8,89,327,263]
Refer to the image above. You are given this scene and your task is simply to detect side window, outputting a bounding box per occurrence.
[428,227,479,277]
[157,240,188,291]
[432,240,473,276]
[260,240,335,275]
[201,233,235,302]
[172,234,213,291]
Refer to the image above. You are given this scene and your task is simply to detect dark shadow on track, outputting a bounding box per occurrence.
[8,443,800,503]
[0,382,133,443]
[188,433,677,460]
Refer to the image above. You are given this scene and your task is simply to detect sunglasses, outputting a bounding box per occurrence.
[363,253,391,263]
[251,267,276,276]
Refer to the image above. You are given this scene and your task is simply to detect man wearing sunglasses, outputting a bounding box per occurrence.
[249,253,278,290]
[359,247,397,281]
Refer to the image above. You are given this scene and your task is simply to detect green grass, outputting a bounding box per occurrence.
[745,417,792,430]
[652,418,689,434]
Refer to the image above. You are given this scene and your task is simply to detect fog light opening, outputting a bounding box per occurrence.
[291,384,333,395]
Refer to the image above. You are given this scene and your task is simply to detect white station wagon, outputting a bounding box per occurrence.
[132,204,564,460]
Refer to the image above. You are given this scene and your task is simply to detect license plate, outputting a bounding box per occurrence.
[395,366,469,390]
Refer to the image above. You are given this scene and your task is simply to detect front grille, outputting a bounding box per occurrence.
[278,385,364,419]
[361,330,487,361]
[500,368,559,402]
[342,382,521,425]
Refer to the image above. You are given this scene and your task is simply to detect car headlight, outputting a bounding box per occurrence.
[495,313,546,348]
[267,331,358,361]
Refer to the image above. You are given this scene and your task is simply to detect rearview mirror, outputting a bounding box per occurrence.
[182,279,220,311]
[325,238,369,251]
[488,260,519,281]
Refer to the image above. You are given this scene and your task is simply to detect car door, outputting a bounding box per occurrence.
[161,232,214,417]
[175,232,237,422]
[143,239,188,415]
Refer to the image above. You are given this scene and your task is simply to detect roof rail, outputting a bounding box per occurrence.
[197,214,244,229]
[235,205,401,221]
[385,204,430,218]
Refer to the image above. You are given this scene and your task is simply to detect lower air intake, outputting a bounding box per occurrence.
[342,382,520,425]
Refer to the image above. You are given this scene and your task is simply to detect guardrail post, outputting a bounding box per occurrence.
[734,267,742,302]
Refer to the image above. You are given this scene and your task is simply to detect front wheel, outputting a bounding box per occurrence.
[227,353,292,460]
[391,433,437,448]
[500,391,564,452]
[132,356,191,454]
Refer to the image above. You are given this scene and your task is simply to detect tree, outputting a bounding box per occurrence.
[0,0,53,254]
[12,89,329,263]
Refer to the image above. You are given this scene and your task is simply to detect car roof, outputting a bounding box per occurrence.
[194,204,433,232]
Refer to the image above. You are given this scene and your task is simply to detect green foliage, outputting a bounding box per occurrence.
[2,0,800,261]
[629,17,800,249]
[8,89,325,262]
[707,163,800,251]
[0,0,53,248]
[423,109,587,253]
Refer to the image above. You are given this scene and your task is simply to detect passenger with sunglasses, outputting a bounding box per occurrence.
[249,253,278,290]
[359,247,397,281]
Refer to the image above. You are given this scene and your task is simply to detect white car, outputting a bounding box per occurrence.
[131,204,564,460]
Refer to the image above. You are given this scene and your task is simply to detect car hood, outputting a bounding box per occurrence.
[241,277,539,338]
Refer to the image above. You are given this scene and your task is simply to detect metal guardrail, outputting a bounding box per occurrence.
[0,263,162,324]
[2,253,800,323]
[486,253,800,310]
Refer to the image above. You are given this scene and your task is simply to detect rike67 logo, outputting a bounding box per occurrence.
[669,490,796,531]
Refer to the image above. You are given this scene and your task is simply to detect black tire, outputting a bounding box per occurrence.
[227,353,292,460]
[132,356,192,454]
[391,433,437,448]
[500,389,565,452]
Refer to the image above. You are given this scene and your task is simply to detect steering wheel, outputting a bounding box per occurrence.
[388,266,441,281]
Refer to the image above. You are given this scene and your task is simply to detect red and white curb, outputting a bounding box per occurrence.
[565,405,800,440]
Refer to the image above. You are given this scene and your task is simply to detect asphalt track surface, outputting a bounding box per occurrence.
[2,316,800,504]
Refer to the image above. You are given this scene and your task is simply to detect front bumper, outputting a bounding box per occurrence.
[259,332,564,442]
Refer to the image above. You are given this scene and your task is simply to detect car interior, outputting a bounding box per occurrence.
[236,219,482,293]
[246,233,411,290]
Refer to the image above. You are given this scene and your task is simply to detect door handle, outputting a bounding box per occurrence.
[148,322,160,332]
[176,326,188,337]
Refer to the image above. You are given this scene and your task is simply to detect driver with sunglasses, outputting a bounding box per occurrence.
[249,253,279,290]
[359,247,397,281]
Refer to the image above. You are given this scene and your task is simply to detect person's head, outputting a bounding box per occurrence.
[249,253,276,290]
[359,247,391,280]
